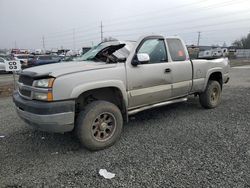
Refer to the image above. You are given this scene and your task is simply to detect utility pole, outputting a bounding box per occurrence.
[197,31,201,47]
[73,28,76,50]
[100,21,103,42]
[42,36,45,51]
[14,41,17,49]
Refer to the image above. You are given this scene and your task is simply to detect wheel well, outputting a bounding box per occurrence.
[209,72,222,88]
[75,87,126,118]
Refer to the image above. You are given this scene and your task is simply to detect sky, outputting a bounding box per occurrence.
[0,0,250,50]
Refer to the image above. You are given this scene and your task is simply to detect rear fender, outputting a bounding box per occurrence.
[202,68,223,91]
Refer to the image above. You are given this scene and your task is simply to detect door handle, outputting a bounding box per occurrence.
[165,68,171,73]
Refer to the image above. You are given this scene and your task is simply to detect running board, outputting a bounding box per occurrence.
[128,97,188,115]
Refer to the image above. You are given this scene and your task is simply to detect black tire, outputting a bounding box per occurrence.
[199,80,222,109]
[76,100,123,151]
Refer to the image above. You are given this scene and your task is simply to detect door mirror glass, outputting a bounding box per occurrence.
[137,53,150,63]
[131,53,150,66]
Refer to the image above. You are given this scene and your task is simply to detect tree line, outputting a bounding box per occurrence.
[232,33,250,49]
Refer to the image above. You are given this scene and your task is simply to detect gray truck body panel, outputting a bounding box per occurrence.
[13,35,230,132]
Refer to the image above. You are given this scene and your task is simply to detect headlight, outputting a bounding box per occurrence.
[33,78,54,101]
[33,78,55,88]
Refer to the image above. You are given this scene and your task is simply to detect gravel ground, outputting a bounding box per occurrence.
[0,74,15,85]
[0,74,16,97]
[0,67,250,187]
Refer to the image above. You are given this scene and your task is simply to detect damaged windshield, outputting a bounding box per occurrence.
[77,44,106,61]
[75,41,135,63]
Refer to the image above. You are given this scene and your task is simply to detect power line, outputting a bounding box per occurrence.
[104,0,247,27]
[105,8,250,34]
[103,0,212,26]
[43,0,246,40]
[46,15,247,47]
[104,18,250,39]
[45,36,100,49]
[47,23,249,46]
[45,25,100,38]
[22,0,250,49]
[46,35,100,46]
[42,0,211,38]
[37,0,249,48]
[105,9,250,34]
[173,26,250,36]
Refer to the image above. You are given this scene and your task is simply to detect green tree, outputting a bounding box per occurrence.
[232,33,250,49]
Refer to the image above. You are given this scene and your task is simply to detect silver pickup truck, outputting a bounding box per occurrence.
[13,35,230,150]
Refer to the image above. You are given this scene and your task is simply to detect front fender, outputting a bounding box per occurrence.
[70,80,128,107]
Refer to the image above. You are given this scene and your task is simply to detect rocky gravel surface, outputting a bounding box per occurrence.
[0,67,249,187]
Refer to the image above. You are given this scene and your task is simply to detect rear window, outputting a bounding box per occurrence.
[167,39,186,61]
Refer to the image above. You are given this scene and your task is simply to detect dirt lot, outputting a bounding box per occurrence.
[0,74,15,97]
[0,67,250,187]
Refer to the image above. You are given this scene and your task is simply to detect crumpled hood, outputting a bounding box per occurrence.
[22,61,116,77]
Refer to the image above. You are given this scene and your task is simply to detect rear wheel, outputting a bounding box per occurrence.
[76,100,123,151]
[199,80,221,109]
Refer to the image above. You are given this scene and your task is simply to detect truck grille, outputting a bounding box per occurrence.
[19,89,32,97]
[19,75,34,86]
[18,75,34,98]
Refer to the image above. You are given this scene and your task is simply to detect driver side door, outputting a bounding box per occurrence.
[126,37,172,109]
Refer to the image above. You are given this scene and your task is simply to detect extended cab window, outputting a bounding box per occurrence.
[138,39,167,64]
[167,39,186,61]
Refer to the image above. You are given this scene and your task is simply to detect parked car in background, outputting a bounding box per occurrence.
[0,56,15,73]
[27,55,61,67]
[81,47,91,55]
[0,57,6,72]
[61,56,76,62]
[14,54,34,69]
[198,47,228,59]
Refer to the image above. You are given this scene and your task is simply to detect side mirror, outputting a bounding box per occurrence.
[131,53,150,66]
[137,53,150,63]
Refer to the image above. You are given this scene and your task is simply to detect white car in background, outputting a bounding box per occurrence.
[14,54,34,69]
[0,57,6,72]
[0,56,15,73]
[0,57,11,73]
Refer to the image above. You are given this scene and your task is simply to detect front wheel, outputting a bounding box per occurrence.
[199,80,222,109]
[76,100,123,151]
